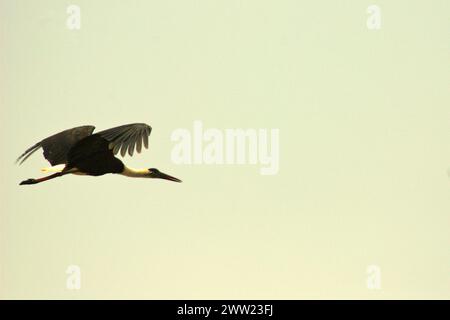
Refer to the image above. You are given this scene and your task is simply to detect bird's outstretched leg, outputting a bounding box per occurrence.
[20,172,65,185]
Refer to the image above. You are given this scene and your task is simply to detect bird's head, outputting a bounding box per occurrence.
[147,168,182,183]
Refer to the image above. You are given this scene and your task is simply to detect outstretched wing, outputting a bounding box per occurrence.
[16,125,96,165]
[96,123,152,157]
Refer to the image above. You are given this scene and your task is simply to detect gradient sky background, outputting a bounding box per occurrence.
[1,0,449,299]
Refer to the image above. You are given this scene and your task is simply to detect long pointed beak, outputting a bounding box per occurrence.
[156,171,182,183]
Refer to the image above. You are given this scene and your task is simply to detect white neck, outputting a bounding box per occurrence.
[121,166,150,178]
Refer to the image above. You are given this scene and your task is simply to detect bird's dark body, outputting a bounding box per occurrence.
[65,135,124,176]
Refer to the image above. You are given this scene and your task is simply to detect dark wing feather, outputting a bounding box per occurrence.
[16,125,96,165]
[96,123,152,157]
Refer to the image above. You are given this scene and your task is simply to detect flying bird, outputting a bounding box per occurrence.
[17,123,182,185]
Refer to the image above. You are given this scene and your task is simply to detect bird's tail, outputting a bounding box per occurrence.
[41,165,65,173]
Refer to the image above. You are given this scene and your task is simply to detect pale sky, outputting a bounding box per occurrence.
[1,0,449,299]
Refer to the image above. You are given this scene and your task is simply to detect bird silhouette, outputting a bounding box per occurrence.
[17,123,182,185]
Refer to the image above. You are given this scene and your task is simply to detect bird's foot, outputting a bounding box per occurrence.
[19,178,36,185]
